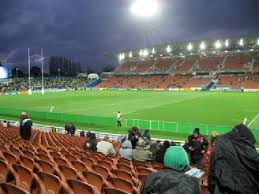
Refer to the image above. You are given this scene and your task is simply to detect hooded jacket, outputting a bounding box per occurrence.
[119,140,133,161]
[141,146,201,194]
[19,115,32,140]
[208,124,259,194]
[132,144,152,162]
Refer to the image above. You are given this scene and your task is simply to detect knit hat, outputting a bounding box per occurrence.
[193,128,200,135]
[164,146,190,171]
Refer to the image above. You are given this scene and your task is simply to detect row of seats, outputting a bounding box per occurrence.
[115,54,258,74]
[0,127,168,194]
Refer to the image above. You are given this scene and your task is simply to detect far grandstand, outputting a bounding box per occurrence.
[99,36,259,91]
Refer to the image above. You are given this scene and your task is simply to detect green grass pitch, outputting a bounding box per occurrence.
[1,90,259,142]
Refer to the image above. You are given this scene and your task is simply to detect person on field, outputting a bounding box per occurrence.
[117,111,122,127]
[19,112,33,140]
[141,146,201,194]
[97,135,116,155]
[186,128,208,169]
[208,124,259,194]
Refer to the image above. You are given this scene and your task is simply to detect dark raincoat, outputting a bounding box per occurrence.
[20,118,33,140]
[141,169,201,194]
[208,124,259,194]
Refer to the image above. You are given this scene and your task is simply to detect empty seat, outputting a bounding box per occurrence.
[53,157,68,166]
[92,165,110,180]
[67,179,98,194]
[98,161,112,171]
[36,154,50,162]
[82,171,104,192]
[113,169,138,186]
[108,177,135,194]
[19,156,35,171]
[36,160,55,174]
[3,152,18,166]
[37,172,66,194]
[12,164,35,192]
[0,183,30,194]
[71,160,87,173]
[116,164,131,172]
[136,167,153,175]
[0,160,9,183]
[58,165,79,181]
[103,187,128,194]
[81,157,94,169]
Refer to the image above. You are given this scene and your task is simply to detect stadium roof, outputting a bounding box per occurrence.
[108,36,259,61]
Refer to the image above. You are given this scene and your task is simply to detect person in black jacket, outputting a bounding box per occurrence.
[128,127,141,149]
[83,132,97,152]
[187,128,208,169]
[155,140,170,164]
[19,112,33,140]
[208,124,259,194]
[141,146,201,194]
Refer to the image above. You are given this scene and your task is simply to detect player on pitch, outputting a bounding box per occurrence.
[117,111,122,127]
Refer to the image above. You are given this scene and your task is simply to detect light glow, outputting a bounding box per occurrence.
[187,43,193,51]
[130,0,159,18]
[118,53,125,61]
[257,38,259,45]
[129,51,133,58]
[215,40,222,49]
[166,45,171,53]
[239,38,244,46]
[143,49,149,57]
[152,48,155,54]
[200,41,206,50]
[225,39,229,47]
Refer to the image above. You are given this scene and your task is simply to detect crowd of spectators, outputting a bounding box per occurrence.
[80,124,259,193]
[0,77,88,93]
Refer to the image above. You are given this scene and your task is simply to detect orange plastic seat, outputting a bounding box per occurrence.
[67,179,98,194]
[92,165,110,180]
[71,160,87,173]
[19,156,35,171]
[58,165,79,181]
[103,187,128,194]
[3,152,18,166]
[12,164,35,192]
[0,183,30,194]
[36,160,55,174]
[0,160,9,183]
[108,177,134,194]
[37,172,66,194]
[81,157,94,169]
[82,171,104,192]
[117,164,131,172]
[53,157,68,166]
[136,167,153,175]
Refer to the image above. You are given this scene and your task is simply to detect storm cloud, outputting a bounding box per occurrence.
[0,0,258,71]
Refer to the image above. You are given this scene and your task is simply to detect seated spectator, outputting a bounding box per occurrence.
[119,140,133,161]
[128,127,141,149]
[186,128,208,169]
[80,131,85,137]
[2,120,7,128]
[19,112,33,140]
[210,131,218,147]
[141,146,201,194]
[97,136,116,155]
[84,132,97,152]
[149,141,158,161]
[132,138,152,162]
[209,124,259,194]
[142,129,151,144]
[155,140,170,164]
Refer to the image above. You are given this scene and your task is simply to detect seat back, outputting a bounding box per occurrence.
[0,160,8,183]
[19,156,35,171]
[0,183,30,194]
[37,172,62,194]
[71,160,86,173]
[103,187,128,194]
[82,171,103,192]
[92,165,109,180]
[58,165,78,180]
[108,177,133,193]
[12,164,34,192]
[36,160,55,174]
[67,179,96,194]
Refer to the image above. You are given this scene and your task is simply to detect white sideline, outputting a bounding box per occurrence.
[248,113,259,127]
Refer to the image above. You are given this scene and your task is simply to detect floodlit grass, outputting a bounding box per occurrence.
[1,90,259,142]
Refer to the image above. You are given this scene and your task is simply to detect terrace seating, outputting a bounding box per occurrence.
[217,76,243,88]
[0,126,210,194]
[243,74,259,89]
[197,56,224,71]
[224,55,252,70]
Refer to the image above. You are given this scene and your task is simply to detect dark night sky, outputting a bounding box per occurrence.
[0,0,259,72]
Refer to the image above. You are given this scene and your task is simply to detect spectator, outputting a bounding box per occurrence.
[70,123,76,136]
[128,127,141,149]
[119,140,133,161]
[155,140,170,164]
[149,141,158,161]
[97,136,116,155]
[2,120,7,128]
[170,141,176,146]
[80,131,85,137]
[209,124,259,194]
[142,129,151,144]
[187,128,208,169]
[132,138,152,162]
[210,131,218,147]
[141,146,201,194]
[65,123,71,134]
[19,112,33,140]
[84,132,97,152]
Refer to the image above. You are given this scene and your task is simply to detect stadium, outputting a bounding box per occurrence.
[0,0,259,194]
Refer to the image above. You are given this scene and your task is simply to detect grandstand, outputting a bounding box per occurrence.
[99,36,259,91]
